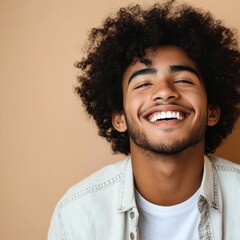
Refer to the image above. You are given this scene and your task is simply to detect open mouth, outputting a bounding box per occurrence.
[142,104,193,124]
[149,111,185,122]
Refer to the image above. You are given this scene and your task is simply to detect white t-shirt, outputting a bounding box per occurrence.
[135,189,200,240]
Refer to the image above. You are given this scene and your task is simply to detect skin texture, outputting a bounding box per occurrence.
[112,45,220,205]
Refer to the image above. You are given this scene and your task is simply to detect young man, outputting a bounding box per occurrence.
[48,1,240,239]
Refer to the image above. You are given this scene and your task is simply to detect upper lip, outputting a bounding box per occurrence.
[141,104,193,120]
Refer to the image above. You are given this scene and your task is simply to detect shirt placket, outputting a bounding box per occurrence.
[198,196,215,240]
[128,207,139,240]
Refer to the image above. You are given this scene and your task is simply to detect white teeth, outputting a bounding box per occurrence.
[150,111,184,122]
[167,111,172,118]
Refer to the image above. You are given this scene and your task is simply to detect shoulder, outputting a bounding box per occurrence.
[207,156,240,236]
[48,157,132,239]
[208,155,240,192]
[209,155,240,174]
[55,157,131,211]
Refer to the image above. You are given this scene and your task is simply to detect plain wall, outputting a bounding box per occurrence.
[1,0,240,239]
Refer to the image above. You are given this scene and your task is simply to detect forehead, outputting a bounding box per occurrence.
[123,45,199,79]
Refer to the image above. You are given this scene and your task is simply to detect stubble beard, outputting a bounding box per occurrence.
[125,117,207,156]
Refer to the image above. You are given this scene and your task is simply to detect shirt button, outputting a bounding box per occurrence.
[130,232,135,240]
[130,211,135,219]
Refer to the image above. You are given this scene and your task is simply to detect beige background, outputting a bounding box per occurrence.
[1,0,240,239]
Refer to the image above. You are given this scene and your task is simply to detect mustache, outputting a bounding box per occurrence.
[138,101,195,117]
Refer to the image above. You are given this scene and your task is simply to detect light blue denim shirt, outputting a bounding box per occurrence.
[48,156,240,240]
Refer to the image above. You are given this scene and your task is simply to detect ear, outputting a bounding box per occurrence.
[207,105,220,126]
[112,112,127,132]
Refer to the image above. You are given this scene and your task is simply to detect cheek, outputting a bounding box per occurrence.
[124,93,146,116]
[183,88,207,106]
[124,96,138,113]
[189,93,208,118]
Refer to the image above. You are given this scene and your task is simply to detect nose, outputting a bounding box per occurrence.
[151,80,179,102]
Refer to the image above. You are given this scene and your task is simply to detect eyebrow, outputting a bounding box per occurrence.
[128,64,200,84]
[170,65,200,79]
[128,68,157,84]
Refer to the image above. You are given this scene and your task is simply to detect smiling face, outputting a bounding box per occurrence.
[112,45,220,155]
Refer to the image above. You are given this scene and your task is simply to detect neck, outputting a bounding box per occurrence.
[131,143,205,206]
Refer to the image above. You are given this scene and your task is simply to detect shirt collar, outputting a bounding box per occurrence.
[117,155,223,213]
[199,155,222,213]
[117,156,136,212]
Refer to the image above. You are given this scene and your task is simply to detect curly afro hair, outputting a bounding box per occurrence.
[75,0,240,155]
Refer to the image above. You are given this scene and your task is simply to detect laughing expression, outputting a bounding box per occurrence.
[115,45,212,155]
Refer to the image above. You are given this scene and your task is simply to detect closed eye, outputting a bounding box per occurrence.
[174,79,194,84]
[134,82,152,89]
